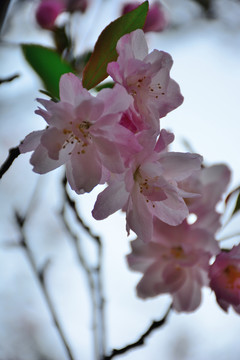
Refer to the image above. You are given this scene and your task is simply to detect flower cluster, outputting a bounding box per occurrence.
[20,29,237,313]
[127,164,231,312]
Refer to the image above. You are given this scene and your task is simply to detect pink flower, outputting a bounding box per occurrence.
[119,102,148,133]
[36,0,65,29]
[107,29,183,132]
[92,129,202,241]
[20,73,140,194]
[209,246,240,314]
[122,2,168,33]
[127,218,220,312]
[179,164,231,233]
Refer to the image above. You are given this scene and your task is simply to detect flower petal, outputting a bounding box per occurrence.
[92,179,129,220]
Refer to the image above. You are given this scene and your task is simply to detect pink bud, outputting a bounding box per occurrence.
[122,1,168,33]
[36,0,65,30]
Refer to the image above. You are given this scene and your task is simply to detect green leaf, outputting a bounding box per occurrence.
[82,1,149,90]
[95,81,115,92]
[22,44,74,98]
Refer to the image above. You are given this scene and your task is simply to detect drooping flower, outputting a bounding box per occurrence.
[107,29,183,132]
[92,129,202,241]
[127,162,231,311]
[179,164,231,233]
[127,217,220,312]
[209,245,240,314]
[20,73,140,194]
[122,1,168,33]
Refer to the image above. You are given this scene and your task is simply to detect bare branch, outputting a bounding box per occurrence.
[102,303,172,360]
[0,145,20,179]
[0,73,20,84]
[60,203,106,359]
[14,210,75,360]
[61,174,106,358]
[62,175,101,246]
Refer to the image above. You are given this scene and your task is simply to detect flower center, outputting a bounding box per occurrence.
[127,75,165,99]
[133,167,165,208]
[224,265,240,289]
[171,246,184,259]
[61,120,92,156]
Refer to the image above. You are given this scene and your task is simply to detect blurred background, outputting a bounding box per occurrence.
[1,0,240,359]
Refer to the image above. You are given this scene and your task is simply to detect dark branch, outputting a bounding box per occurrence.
[62,175,101,246]
[0,145,20,179]
[0,73,20,85]
[60,174,106,357]
[60,203,106,358]
[102,303,172,360]
[14,210,75,360]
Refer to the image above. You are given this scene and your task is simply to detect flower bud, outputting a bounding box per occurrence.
[36,0,65,30]
[122,1,168,33]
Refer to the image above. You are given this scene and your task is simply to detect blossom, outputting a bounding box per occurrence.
[122,2,168,33]
[209,246,240,314]
[127,217,220,312]
[179,164,231,233]
[126,162,231,311]
[92,129,202,241]
[107,29,183,132]
[20,73,140,194]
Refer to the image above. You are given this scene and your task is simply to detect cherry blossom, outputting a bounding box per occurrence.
[107,29,183,132]
[209,246,240,314]
[92,129,202,241]
[179,164,231,233]
[19,73,140,194]
[127,217,220,312]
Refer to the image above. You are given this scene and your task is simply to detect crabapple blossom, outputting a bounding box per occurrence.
[92,129,203,242]
[127,217,220,312]
[127,162,231,311]
[122,1,168,33]
[179,164,231,233]
[19,73,141,194]
[209,245,240,314]
[107,29,183,132]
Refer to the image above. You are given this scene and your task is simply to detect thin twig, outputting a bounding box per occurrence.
[61,175,106,358]
[62,175,101,245]
[102,303,172,360]
[14,211,75,360]
[0,145,20,179]
[0,73,20,84]
[60,204,105,359]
